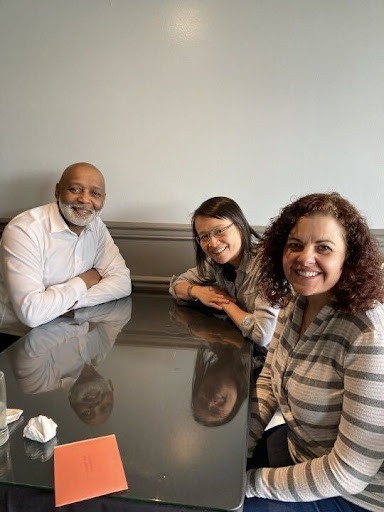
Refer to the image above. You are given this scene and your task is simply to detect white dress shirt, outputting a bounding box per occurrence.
[8,297,132,394]
[0,203,131,327]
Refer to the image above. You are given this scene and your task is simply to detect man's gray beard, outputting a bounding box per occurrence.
[59,200,101,227]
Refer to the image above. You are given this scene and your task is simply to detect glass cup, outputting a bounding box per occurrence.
[0,372,9,446]
[0,441,12,478]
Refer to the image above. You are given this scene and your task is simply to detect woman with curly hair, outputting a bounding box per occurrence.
[245,193,384,512]
[169,197,278,348]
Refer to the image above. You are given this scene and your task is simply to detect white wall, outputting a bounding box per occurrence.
[1,0,383,226]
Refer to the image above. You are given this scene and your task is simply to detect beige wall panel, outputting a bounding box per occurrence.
[1,219,383,291]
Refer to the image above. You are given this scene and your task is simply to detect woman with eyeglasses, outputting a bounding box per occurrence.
[169,197,278,348]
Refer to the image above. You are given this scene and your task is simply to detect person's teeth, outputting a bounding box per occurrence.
[297,270,319,277]
[212,246,226,254]
[74,207,91,213]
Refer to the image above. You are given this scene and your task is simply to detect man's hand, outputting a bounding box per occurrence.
[79,268,102,289]
[191,286,236,310]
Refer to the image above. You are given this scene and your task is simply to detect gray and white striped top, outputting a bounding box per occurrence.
[247,295,384,511]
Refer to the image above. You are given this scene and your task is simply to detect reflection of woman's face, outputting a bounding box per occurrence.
[194,372,237,424]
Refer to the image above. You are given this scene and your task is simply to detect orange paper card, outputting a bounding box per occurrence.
[54,434,128,507]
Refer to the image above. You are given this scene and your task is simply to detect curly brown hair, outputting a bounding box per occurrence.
[258,192,383,312]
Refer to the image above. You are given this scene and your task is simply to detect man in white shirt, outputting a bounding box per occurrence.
[0,162,132,328]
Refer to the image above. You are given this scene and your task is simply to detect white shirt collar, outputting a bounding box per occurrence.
[49,202,96,234]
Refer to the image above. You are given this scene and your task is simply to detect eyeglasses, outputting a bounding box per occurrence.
[195,223,234,245]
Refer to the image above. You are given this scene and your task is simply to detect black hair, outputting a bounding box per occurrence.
[191,197,260,281]
[191,344,249,427]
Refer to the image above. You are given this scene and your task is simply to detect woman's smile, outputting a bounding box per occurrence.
[294,269,322,277]
[283,214,346,303]
[195,215,243,268]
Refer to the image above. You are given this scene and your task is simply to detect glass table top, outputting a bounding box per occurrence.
[0,292,252,511]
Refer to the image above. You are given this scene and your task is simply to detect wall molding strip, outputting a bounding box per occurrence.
[1,218,383,291]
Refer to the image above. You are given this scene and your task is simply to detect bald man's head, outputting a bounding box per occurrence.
[55,162,106,234]
[58,162,105,189]
[69,366,114,425]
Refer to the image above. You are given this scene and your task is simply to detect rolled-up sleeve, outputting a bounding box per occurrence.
[169,265,214,303]
[240,295,278,347]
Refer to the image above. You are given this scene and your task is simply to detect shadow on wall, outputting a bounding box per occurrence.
[2,171,57,218]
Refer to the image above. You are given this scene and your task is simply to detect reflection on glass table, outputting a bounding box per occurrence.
[170,305,249,427]
[7,298,132,426]
[0,293,251,511]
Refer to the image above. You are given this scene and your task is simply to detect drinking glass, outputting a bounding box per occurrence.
[0,372,9,446]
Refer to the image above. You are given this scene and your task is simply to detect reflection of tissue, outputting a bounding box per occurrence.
[24,436,58,462]
[23,415,57,443]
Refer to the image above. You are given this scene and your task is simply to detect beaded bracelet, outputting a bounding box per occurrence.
[187,284,199,301]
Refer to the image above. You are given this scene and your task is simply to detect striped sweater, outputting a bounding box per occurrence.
[246,295,384,511]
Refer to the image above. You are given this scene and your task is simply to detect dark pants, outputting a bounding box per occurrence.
[0,334,19,352]
[244,425,368,512]
[244,497,369,512]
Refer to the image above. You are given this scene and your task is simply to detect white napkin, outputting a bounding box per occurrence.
[23,415,57,443]
[6,408,23,424]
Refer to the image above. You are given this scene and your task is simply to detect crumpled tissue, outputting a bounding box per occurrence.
[6,409,23,424]
[23,415,57,443]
